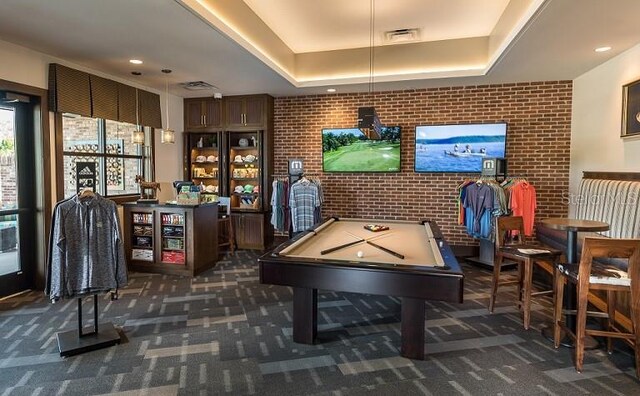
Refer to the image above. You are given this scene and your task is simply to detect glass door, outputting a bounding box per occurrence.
[226,131,262,211]
[0,97,36,297]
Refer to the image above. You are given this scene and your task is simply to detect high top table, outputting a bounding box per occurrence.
[540,218,609,347]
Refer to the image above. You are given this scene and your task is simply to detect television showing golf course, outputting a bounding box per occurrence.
[322,126,401,172]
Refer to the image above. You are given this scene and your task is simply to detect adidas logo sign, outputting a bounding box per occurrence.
[78,166,94,175]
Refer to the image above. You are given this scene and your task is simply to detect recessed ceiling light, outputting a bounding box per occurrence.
[595,46,611,53]
[327,88,336,93]
[129,59,143,64]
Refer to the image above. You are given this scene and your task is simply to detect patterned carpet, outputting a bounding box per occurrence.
[0,250,639,395]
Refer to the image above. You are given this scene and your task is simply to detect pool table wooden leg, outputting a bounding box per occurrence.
[293,287,317,344]
[401,297,425,360]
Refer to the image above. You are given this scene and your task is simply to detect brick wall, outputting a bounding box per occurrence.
[274,81,572,246]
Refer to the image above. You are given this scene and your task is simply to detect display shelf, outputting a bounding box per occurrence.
[183,95,274,249]
[124,203,218,276]
[230,146,258,150]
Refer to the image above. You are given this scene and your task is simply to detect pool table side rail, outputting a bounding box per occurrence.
[258,257,463,303]
[261,218,461,276]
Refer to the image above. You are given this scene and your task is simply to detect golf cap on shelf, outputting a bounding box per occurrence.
[234,186,244,193]
[234,155,243,163]
[195,155,206,162]
[243,184,254,193]
[206,155,216,162]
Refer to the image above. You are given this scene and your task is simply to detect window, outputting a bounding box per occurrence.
[60,114,154,200]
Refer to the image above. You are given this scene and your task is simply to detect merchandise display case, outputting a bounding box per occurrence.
[184,132,221,197]
[183,94,274,250]
[160,213,185,265]
[123,203,218,276]
[131,211,154,262]
[227,131,262,211]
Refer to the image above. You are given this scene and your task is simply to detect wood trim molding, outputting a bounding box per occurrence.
[582,171,640,181]
[0,78,51,290]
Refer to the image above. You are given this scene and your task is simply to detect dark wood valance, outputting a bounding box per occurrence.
[139,89,162,129]
[90,75,118,120]
[48,63,162,128]
[117,83,137,125]
[48,64,92,117]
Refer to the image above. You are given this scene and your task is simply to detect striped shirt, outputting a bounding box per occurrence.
[289,180,320,232]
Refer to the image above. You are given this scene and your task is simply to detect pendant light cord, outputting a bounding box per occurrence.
[369,0,375,99]
[165,77,170,128]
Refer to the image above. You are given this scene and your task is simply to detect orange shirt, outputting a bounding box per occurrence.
[510,182,537,236]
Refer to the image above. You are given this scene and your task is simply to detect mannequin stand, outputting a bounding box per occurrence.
[56,295,121,357]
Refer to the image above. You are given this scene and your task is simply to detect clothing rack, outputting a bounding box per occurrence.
[271,172,322,237]
[56,294,121,357]
[50,190,124,357]
[462,174,520,269]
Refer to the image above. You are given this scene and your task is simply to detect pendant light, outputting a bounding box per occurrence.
[161,69,175,144]
[132,88,145,145]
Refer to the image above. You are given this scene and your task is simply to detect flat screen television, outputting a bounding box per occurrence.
[322,126,401,172]
[414,122,507,173]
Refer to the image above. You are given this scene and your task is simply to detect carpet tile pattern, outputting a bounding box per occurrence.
[0,249,639,395]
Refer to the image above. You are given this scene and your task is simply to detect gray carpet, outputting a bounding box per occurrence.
[0,250,639,395]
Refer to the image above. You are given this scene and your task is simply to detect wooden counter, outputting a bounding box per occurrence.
[123,202,218,277]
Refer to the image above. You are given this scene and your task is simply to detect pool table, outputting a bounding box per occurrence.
[258,217,464,360]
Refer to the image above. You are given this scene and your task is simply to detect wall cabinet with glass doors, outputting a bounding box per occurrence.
[183,132,221,197]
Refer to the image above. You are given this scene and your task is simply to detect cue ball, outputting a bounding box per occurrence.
[357,250,364,258]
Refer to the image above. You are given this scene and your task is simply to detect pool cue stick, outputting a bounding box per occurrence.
[321,231,395,255]
[320,239,363,255]
[366,240,405,259]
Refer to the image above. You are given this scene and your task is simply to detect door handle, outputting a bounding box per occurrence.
[202,115,206,126]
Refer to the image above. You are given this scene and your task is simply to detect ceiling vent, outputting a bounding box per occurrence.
[384,28,420,44]
[179,81,218,91]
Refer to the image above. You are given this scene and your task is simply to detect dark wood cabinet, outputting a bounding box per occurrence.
[225,95,268,129]
[184,98,222,130]
[183,94,274,250]
[123,203,218,276]
[231,212,273,250]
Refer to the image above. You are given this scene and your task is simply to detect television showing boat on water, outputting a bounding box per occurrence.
[414,122,507,172]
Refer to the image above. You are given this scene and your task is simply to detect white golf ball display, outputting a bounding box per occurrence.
[357,250,364,258]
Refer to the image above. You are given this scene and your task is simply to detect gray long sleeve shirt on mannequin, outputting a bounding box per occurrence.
[45,194,127,301]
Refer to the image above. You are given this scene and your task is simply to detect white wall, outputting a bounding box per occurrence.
[569,43,640,215]
[0,38,184,188]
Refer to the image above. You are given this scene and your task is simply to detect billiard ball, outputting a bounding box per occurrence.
[357,251,364,258]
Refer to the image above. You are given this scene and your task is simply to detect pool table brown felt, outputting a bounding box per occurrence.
[279,218,444,266]
[258,217,464,360]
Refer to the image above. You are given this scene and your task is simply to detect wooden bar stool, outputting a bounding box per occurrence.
[489,216,562,329]
[553,237,640,378]
[217,197,235,253]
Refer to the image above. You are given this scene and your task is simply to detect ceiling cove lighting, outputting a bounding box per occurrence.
[595,46,612,52]
[161,69,175,144]
[129,59,143,64]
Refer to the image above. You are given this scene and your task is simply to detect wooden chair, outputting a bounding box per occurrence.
[553,237,640,378]
[217,197,235,253]
[489,216,563,329]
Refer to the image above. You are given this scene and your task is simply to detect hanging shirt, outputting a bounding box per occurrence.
[463,183,494,234]
[289,179,321,232]
[510,181,537,236]
[46,194,127,301]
